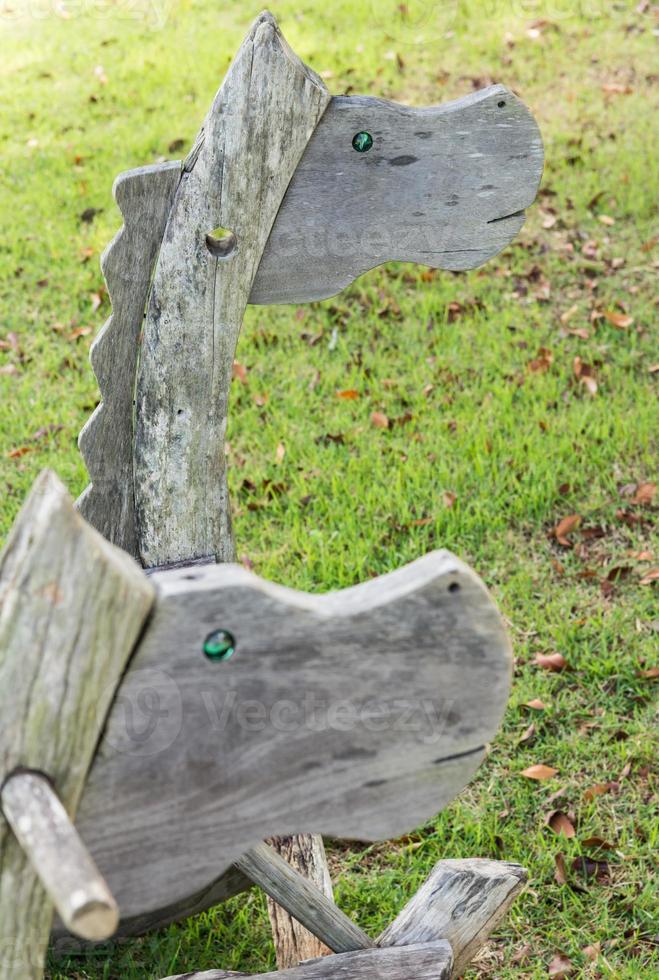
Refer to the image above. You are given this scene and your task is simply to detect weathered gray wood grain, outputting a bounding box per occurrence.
[235,842,372,954]
[162,942,453,980]
[133,11,330,568]
[77,162,181,558]
[265,834,334,968]
[378,858,527,978]
[250,86,543,303]
[71,549,511,934]
[0,470,154,979]
[1,772,118,941]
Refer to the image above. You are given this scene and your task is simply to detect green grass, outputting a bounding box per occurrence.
[1,0,657,977]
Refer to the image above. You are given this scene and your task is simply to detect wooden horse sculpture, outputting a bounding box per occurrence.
[0,11,543,979]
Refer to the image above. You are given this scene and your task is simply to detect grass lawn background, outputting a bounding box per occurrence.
[0,0,657,977]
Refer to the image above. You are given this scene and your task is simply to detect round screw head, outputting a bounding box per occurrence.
[203,629,236,662]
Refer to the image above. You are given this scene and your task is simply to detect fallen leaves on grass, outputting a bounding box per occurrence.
[232,360,248,383]
[336,389,360,400]
[639,568,659,586]
[442,491,457,508]
[536,652,568,672]
[275,442,285,463]
[554,852,568,885]
[584,782,618,801]
[524,698,547,710]
[582,836,615,850]
[573,356,597,395]
[553,514,581,546]
[522,764,558,780]
[637,665,659,678]
[604,309,634,329]
[518,722,536,744]
[547,810,575,838]
[68,326,92,341]
[631,482,656,506]
[7,446,35,458]
[528,347,553,373]
[371,411,389,429]
[548,951,575,977]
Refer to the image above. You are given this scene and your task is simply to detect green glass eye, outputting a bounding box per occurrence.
[352,131,373,153]
[203,629,236,662]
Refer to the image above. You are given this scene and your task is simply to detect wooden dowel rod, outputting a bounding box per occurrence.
[1,771,119,941]
[234,842,373,955]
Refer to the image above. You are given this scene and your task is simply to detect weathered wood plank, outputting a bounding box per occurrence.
[77,162,181,558]
[161,942,453,980]
[378,858,527,978]
[250,87,544,303]
[133,11,330,567]
[72,549,511,934]
[266,834,334,968]
[1,772,118,941]
[235,842,372,955]
[0,470,154,979]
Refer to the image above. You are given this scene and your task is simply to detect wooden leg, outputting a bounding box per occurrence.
[265,835,333,969]
[234,842,372,957]
[378,858,527,978]
[161,941,453,980]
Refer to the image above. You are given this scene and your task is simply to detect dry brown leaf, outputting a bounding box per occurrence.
[582,836,615,850]
[604,309,634,329]
[598,214,615,226]
[547,810,576,838]
[528,347,554,373]
[275,442,286,463]
[554,852,568,885]
[583,782,614,801]
[519,722,536,744]
[602,82,633,95]
[232,360,248,383]
[631,482,656,505]
[8,446,35,458]
[583,942,601,961]
[640,568,659,586]
[638,666,659,678]
[442,491,457,509]
[336,389,360,400]
[548,951,575,977]
[536,652,568,672]
[371,411,390,429]
[68,326,92,341]
[553,514,581,546]
[521,764,558,780]
[524,698,547,710]
[0,364,19,376]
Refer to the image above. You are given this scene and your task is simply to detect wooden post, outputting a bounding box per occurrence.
[378,858,528,978]
[234,842,372,956]
[0,471,154,979]
[265,835,334,968]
